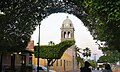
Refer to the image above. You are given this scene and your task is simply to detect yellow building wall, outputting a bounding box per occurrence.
[51,52,73,72]
[32,51,74,72]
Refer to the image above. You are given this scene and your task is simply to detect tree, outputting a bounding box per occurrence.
[82,47,91,60]
[0,1,41,71]
[98,50,120,64]
[74,46,83,66]
[46,41,56,72]
[65,0,120,52]
[83,0,120,51]
[88,59,96,68]
[34,40,75,72]
[75,46,82,57]
[77,57,84,67]
[48,41,55,46]
[86,0,120,51]
[0,0,41,52]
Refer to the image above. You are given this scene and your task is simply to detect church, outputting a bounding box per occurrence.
[31,16,78,72]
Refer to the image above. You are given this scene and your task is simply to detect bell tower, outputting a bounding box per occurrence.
[61,16,75,42]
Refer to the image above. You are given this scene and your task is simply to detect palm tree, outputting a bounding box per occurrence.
[82,47,91,60]
[48,41,55,46]
[74,46,82,58]
[74,46,83,67]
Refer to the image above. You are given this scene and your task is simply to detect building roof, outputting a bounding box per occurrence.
[61,16,74,28]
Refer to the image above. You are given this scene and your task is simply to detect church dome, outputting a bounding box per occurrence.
[62,16,74,28]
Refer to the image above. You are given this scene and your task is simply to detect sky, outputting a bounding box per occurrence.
[31,13,103,60]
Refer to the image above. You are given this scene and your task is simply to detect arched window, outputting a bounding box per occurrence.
[68,31,71,38]
[64,32,67,38]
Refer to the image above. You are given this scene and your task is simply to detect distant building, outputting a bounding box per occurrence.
[32,16,77,72]
[1,40,34,71]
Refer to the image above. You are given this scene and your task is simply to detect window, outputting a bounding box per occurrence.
[68,31,71,38]
[64,32,67,38]
[60,59,62,66]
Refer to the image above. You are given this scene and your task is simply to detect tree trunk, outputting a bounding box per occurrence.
[0,53,3,72]
[47,59,50,72]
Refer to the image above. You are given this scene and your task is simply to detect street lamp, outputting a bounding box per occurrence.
[93,53,97,69]
[37,23,41,72]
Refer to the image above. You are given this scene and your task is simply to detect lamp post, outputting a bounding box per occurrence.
[37,23,41,72]
[93,53,97,69]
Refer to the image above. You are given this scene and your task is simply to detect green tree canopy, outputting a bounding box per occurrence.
[0,0,42,52]
[83,0,120,51]
[34,40,75,59]
[98,50,120,64]
[88,59,96,68]
[66,0,120,52]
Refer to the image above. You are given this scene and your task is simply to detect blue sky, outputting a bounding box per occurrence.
[31,13,103,60]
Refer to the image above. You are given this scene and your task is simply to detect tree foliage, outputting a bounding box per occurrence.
[88,59,96,68]
[77,57,84,67]
[83,0,120,51]
[75,46,82,57]
[34,40,75,59]
[0,0,41,52]
[34,40,75,70]
[74,46,83,66]
[98,50,120,64]
[82,47,91,59]
[86,0,120,51]
[65,0,120,52]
